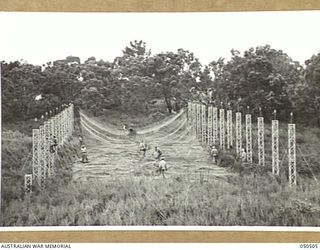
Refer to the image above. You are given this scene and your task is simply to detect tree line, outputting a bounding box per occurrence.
[1,41,320,126]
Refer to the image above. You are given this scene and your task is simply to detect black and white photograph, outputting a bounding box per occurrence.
[1,11,320,227]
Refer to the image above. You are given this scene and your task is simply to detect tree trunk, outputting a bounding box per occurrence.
[164,95,172,113]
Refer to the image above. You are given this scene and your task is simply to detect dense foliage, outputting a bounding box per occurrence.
[210,46,305,120]
[1,41,320,125]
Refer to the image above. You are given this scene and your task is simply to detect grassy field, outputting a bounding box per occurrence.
[1,115,320,226]
[3,171,320,226]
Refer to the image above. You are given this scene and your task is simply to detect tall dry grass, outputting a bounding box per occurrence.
[1,121,320,226]
[3,173,320,226]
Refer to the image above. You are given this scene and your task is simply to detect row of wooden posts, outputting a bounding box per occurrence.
[187,102,297,185]
[24,104,75,193]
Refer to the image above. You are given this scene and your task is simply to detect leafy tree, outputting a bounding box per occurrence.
[122,40,150,58]
[146,49,202,112]
[210,45,304,119]
[295,53,320,126]
[112,40,154,112]
[4,42,318,127]
[1,61,47,121]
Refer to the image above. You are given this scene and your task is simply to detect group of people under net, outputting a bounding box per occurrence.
[139,141,167,178]
[210,144,248,166]
[122,123,168,177]
[77,126,249,182]
[77,128,167,178]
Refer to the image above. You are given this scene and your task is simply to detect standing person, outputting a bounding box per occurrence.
[240,148,247,162]
[139,140,147,157]
[81,145,89,163]
[157,157,167,178]
[153,146,162,171]
[211,145,219,164]
[79,136,83,145]
[154,146,162,160]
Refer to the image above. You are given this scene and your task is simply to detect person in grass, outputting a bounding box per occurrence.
[79,136,83,145]
[139,140,147,157]
[81,144,89,163]
[211,145,219,164]
[240,148,247,162]
[153,146,162,160]
[153,146,163,173]
[157,157,167,178]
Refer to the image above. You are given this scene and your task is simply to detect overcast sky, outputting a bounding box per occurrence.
[0,11,319,66]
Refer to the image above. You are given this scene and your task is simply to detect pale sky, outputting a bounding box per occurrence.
[0,11,319,66]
